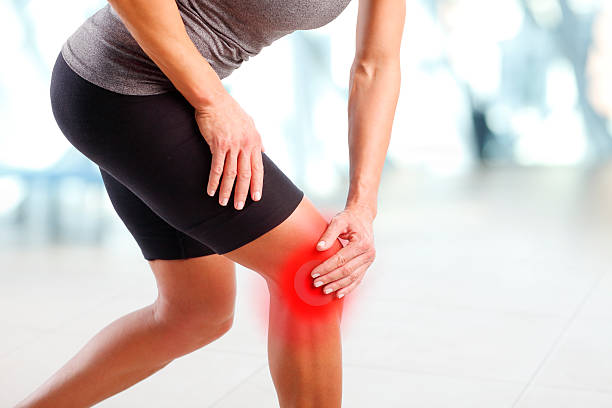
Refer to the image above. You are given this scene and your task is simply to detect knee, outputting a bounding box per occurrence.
[152,297,234,349]
[265,243,345,348]
[268,238,345,323]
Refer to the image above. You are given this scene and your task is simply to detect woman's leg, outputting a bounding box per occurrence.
[15,254,237,408]
[49,51,344,406]
[223,195,345,408]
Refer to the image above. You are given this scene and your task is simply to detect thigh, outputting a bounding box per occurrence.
[100,165,236,322]
[50,50,304,257]
[99,166,216,260]
[223,195,342,281]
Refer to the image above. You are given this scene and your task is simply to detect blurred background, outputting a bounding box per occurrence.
[2,0,612,407]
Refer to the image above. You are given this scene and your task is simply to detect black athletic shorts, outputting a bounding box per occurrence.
[49,51,304,260]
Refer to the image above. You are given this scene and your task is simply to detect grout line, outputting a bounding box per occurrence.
[510,270,609,407]
[207,363,268,408]
[346,360,612,397]
[526,382,612,397]
[343,361,525,386]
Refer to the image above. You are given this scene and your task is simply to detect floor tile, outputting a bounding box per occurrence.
[534,317,612,393]
[516,385,612,408]
[211,367,278,408]
[0,246,152,331]
[0,326,266,407]
[578,271,612,320]
[341,298,567,383]
[101,350,265,408]
[213,364,523,408]
[342,366,522,408]
[365,230,604,319]
[0,323,48,359]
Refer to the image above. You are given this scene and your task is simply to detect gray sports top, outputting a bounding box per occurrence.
[61,0,352,96]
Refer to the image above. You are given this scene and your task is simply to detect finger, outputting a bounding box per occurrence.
[207,146,226,196]
[250,147,264,201]
[259,133,265,153]
[312,252,370,287]
[322,264,368,297]
[335,269,367,299]
[218,149,238,206]
[310,243,364,279]
[316,217,346,251]
[233,149,251,210]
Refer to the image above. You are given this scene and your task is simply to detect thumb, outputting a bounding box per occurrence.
[316,217,344,251]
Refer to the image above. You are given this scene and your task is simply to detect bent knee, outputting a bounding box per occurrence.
[153,298,235,343]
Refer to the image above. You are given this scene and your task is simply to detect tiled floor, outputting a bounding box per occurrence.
[1,165,611,407]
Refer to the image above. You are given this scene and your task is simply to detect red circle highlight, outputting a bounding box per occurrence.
[294,259,335,307]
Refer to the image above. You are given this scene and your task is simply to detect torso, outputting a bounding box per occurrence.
[60,0,353,96]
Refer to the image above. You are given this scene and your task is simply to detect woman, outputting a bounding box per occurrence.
[18,0,404,406]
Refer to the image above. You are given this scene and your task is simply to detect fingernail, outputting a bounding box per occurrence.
[220,198,228,206]
[253,191,261,201]
[207,189,214,196]
[311,272,320,278]
[317,240,326,249]
[323,287,333,294]
[337,293,344,299]
[314,281,323,287]
[236,201,244,210]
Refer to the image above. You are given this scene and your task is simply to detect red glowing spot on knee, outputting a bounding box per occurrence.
[277,243,342,322]
[293,259,335,307]
[247,239,362,347]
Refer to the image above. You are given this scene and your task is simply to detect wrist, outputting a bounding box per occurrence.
[346,185,378,221]
[192,84,228,111]
[345,200,377,221]
[187,57,229,110]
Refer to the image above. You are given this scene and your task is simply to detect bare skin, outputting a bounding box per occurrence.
[15,196,344,408]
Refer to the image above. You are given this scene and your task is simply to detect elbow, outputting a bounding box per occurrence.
[350,58,401,82]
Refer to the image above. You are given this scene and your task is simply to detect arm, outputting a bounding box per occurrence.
[311,0,405,297]
[107,0,224,109]
[108,0,265,208]
[345,7,403,219]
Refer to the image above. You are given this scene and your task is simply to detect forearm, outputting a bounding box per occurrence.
[345,59,401,219]
[107,0,226,109]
